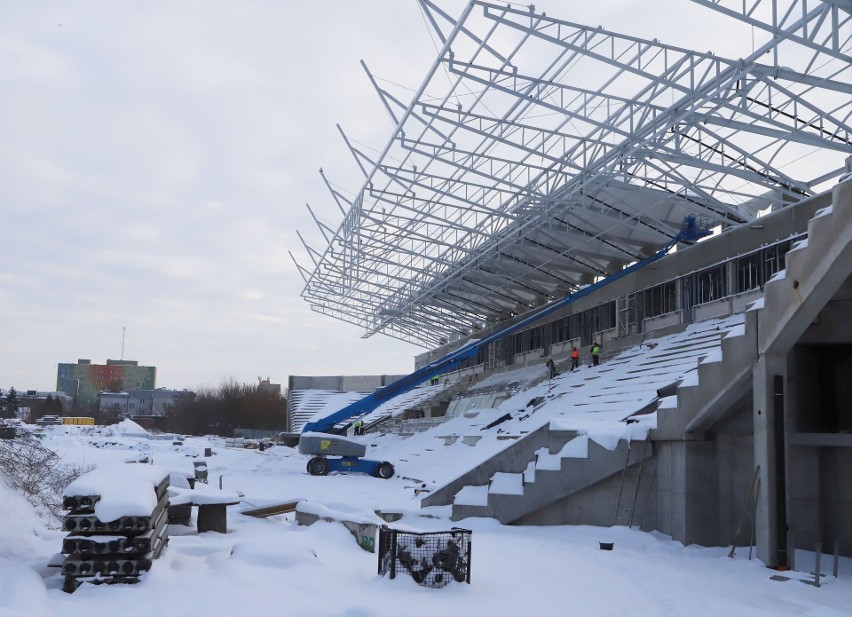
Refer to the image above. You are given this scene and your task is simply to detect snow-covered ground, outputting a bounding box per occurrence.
[1,420,851,616]
[4,318,852,615]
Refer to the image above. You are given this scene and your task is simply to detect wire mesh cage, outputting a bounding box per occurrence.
[377,526,472,587]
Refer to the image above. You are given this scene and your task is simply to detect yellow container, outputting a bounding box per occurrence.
[62,417,95,426]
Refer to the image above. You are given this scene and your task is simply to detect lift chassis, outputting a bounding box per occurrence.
[299,433,395,479]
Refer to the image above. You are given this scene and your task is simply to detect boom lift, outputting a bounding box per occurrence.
[299,433,395,478]
[298,217,709,467]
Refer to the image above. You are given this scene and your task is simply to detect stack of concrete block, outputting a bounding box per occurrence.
[60,471,170,592]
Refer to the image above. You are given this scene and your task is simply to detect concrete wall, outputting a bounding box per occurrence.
[694,298,733,321]
[785,304,852,557]
[288,374,407,392]
[643,311,680,332]
[514,466,625,526]
[650,439,732,547]
[713,409,756,546]
[783,444,852,557]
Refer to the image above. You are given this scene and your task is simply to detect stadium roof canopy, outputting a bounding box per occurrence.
[294,0,852,348]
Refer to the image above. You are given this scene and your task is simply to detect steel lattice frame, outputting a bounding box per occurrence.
[293,0,852,348]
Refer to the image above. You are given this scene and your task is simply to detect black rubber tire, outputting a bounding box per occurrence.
[307,457,329,476]
[375,461,395,479]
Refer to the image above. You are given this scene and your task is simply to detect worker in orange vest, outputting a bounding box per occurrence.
[570,347,580,371]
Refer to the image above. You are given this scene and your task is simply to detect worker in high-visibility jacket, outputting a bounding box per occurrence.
[591,342,602,366]
[570,347,580,371]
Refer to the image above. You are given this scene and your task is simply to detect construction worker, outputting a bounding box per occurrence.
[546,357,558,379]
[570,346,580,371]
[353,420,364,436]
[591,342,602,366]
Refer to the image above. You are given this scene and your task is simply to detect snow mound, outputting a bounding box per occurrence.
[295,501,383,526]
[229,541,319,570]
[0,565,51,616]
[0,477,42,563]
[102,418,148,437]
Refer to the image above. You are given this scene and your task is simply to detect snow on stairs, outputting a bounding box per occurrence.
[425,319,742,523]
[555,322,736,422]
[659,179,852,437]
[451,432,652,524]
[656,318,756,436]
[758,179,852,355]
[289,390,365,432]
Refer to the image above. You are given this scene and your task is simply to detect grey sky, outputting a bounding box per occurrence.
[0,1,752,391]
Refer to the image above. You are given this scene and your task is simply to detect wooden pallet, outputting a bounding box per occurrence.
[240,500,300,518]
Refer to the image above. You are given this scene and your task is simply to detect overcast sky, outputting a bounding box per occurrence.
[0,1,755,392]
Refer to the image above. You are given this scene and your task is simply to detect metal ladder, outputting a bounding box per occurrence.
[614,438,650,528]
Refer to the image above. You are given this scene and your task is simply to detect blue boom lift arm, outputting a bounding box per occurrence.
[301,217,709,434]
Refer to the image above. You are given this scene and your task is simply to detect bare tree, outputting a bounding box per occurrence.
[167,379,286,436]
[0,432,91,524]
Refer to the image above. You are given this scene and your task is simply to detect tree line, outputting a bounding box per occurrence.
[0,388,19,419]
[0,388,60,420]
[163,379,287,436]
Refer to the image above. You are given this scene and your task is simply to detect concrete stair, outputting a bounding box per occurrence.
[655,315,757,437]
[407,379,473,415]
[759,180,852,355]
[375,415,449,437]
[658,179,852,437]
[423,317,741,521]
[451,435,651,523]
[423,423,571,509]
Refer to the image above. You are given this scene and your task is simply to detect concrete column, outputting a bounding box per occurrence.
[753,353,788,567]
